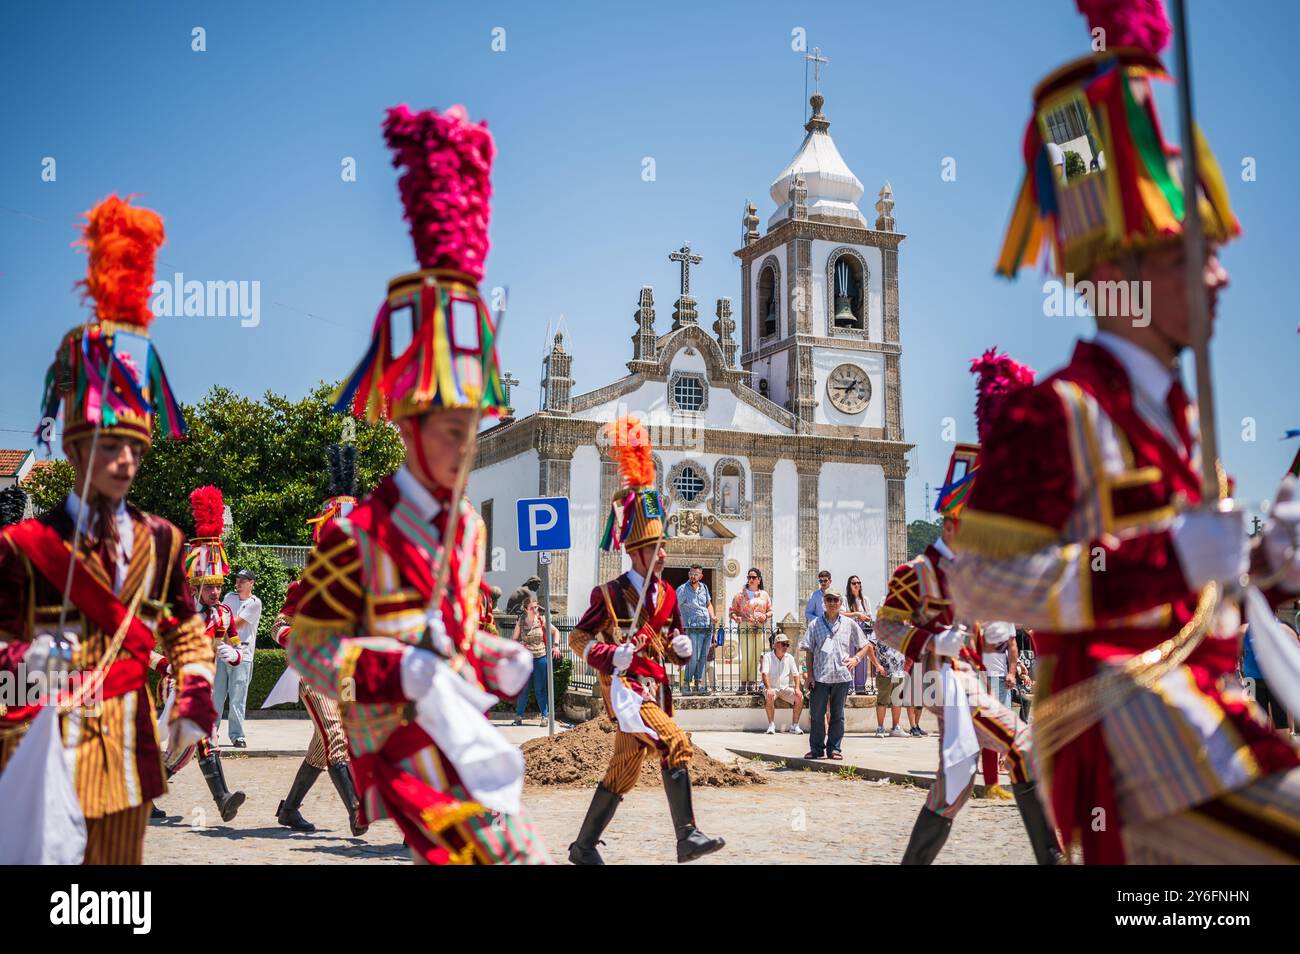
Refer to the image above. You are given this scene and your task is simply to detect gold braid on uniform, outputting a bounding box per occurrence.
[1032,583,1219,760]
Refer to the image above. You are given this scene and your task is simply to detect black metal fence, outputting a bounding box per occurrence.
[542,617,807,696]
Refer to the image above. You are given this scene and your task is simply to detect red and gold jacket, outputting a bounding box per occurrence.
[950,339,1298,861]
[285,470,533,862]
[0,498,217,816]
[569,571,686,719]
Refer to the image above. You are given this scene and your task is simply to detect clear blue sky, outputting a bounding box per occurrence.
[2,1,1295,519]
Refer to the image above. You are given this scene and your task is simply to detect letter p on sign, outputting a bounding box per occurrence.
[516,497,571,552]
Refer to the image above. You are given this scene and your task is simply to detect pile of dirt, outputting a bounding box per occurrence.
[522,717,765,788]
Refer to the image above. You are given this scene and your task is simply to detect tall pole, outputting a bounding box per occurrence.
[541,553,554,736]
[1170,0,1221,501]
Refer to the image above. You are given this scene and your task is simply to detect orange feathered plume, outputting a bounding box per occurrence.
[606,415,655,489]
[77,194,165,327]
[189,485,226,539]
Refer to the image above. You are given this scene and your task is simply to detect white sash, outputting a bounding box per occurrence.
[0,706,87,864]
[260,666,301,708]
[412,656,524,817]
[939,663,980,805]
[1244,586,1300,721]
[609,673,659,740]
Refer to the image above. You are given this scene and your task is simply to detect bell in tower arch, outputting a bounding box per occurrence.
[833,257,861,328]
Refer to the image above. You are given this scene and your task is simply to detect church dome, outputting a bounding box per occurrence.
[768,93,866,230]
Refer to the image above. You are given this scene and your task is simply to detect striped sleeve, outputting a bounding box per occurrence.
[875,562,932,662]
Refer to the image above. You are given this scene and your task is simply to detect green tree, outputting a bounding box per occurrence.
[906,517,943,561]
[22,459,75,514]
[1064,149,1087,182]
[131,381,403,542]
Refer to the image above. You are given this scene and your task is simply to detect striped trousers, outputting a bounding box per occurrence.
[1121,766,1300,864]
[301,681,348,769]
[925,657,1034,818]
[83,804,150,865]
[601,696,693,796]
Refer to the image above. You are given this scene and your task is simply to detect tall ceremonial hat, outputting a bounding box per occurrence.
[38,195,186,450]
[185,485,231,586]
[935,349,1036,519]
[306,442,359,543]
[995,0,1240,279]
[332,105,507,422]
[599,415,666,554]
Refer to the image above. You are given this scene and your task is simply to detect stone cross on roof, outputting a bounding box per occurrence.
[669,243,702,297]
[806,47,829,91]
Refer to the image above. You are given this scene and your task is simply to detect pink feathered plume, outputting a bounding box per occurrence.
[1076,0,1171,55]
[383,104,495,280]
[970,348,1036,442]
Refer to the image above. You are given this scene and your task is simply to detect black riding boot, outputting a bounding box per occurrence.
[198,752,246,822]
[277,760,322,832]
[568,783,622,865]
[901,806,953,865]
[1012,781,1063,865]
[661,765,725,863]
[328,762,368,837]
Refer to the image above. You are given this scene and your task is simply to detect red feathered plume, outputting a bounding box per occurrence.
[189,485,226,539]
[383,104,495,280]
[970,348,1036,442]
[77,194,165,327]
[606,415,655,489]
[1076,0,1171,56]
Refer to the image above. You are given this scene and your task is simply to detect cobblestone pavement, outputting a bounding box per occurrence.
[145,755,1035,865]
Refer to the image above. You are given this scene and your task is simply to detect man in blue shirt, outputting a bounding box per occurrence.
[675,564,716,694]
[804,569,832,625]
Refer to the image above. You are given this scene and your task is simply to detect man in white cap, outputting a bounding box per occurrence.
[760,633,804,735]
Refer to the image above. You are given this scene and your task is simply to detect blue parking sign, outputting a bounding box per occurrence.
[516,497,571,552]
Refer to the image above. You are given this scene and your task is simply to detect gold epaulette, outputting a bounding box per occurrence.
[953,508,1059,558]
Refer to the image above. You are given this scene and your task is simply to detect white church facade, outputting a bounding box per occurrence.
[469,91,912,622]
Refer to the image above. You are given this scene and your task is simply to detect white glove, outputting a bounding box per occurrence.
[399,646,440,701]
[1171,508,1249,590]
[425,609,454,655]
[216,643,239,665]
[167,717,206,754]
[496,640,534,697]
[1263,474,1300,594]
[671,633,694,659]
[24,632,79,673]
[931,625,966,657]
[612,642,636,673]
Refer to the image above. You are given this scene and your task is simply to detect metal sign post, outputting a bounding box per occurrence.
[517,498,569,737]
[539,550,554,736]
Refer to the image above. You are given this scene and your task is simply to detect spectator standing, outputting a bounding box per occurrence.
[675,564,716,694]
[729,568,772,693]
[799,589,867,760]
[511,595,561,725]
[844,576,873,694]
[978,621,1018,799]
[760,634,804,735]
[218,568,262,748]
[804,570,832,625]
[866,628,907,737]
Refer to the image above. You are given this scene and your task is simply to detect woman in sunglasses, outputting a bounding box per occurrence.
[843,577,874,694]
[729,568,772,692]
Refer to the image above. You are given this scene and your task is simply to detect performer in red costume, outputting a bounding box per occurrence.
[952,0,1300,862]
[288,104,548,864]
[0,195,217,864]
[566,416,725,865]
[152,486,247,823]
[271,444,366,836]
[877,352,1061,865]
